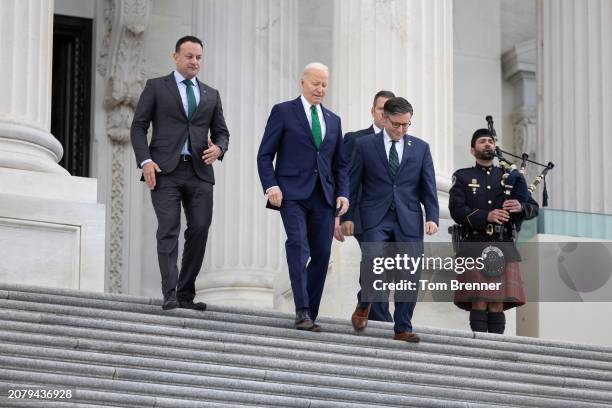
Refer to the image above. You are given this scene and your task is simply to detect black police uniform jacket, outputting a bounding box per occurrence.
[448,163,539,261]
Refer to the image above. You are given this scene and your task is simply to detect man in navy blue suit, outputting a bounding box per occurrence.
[335,90,395,323]
[342,97,439,342]
[257,63,349,332]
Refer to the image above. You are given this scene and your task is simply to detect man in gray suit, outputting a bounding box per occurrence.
[131,36,229,311]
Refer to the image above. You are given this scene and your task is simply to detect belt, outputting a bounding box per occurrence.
[180,154,192,162]
[464,224,512,237]
[485,224,511,236]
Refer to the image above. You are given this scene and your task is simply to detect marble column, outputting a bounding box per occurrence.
[316,0,456,321]
[0,0,105,291]
[537,0,612,214]
[0,0,67,175]
[502,39,537,159]
[192,0,299,308]
[332,0,454,184]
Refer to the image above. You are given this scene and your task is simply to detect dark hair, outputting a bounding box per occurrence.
[175,36,204,53]
[372,90,396,107]
[383,97,413,116]
[470,128,494,147]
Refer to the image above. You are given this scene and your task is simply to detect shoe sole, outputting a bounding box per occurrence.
[179,305,207,311]
[393,337,421,343]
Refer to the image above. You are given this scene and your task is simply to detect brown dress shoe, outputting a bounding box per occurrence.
[310,324,322,332]
[393,332,421,343]
[351,304,372,331]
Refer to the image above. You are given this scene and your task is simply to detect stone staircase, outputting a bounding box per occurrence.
[0,283,611,407]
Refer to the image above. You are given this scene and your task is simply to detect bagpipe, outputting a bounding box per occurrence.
[485,115,554,207]
[449,116,555,248]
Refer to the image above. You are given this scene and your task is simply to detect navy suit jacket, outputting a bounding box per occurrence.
[257,97,349,208]
[344,132,439,238]
[343,126,375,235]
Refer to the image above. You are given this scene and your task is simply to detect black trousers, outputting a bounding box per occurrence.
[150,160,213,302]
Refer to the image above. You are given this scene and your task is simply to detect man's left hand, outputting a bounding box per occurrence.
[336,197,349,216]
[502,199,523,213]
[202,139,222,165]
[425,221,438,235]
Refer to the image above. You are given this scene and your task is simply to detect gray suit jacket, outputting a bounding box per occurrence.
[130,73,230,184]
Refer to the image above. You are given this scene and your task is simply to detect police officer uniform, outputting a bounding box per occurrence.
[449,161,539,333]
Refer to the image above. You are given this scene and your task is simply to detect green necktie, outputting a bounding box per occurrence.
[389,140,399,211]
[182,79,197,120]
[310,105,322,149]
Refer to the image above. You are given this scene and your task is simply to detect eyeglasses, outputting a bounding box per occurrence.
[388,119,411,129]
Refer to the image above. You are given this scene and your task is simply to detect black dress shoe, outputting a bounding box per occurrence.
[295,309,315,330]
[162,294,179,310]
[179,301,207,311]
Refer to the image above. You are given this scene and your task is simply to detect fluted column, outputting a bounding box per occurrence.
[0,0,67,175]
[332,0,454,182]
[193,0,298,308]
[315,0,455,320]
[537,0,612,213]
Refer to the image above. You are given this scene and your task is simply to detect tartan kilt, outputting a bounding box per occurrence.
[454,261,526,311]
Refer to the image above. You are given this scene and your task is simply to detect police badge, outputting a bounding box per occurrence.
[481,245,505,278]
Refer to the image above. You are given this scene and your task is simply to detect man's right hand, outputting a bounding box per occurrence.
[487,209,510,224]
[333,217,345,242]
[143,161,162,190]
[267,186,283,207]
[341,221,354,237]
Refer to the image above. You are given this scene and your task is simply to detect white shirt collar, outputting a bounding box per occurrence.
[300,94,320,111]
[174,70,197,86]
[373,124,382,134]
[383,129,399,143]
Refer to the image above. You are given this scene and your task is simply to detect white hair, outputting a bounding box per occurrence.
[301,62,329,78]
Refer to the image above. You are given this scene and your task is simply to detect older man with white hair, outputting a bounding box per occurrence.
[257,63,349,331]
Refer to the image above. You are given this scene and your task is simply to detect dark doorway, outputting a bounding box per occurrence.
[51,14,93,177]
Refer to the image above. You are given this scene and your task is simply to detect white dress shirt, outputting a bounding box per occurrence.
[300,94,326,139]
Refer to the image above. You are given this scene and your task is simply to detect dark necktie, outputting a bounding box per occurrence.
[389,140,399,211]
[389,140,400,178]
[182,79,197,120]
[310,105,322,149]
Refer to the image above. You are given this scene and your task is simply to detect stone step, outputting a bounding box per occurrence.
[2,339,611,407]
[0,283,611,407]
[2,313,612,394]
[0,381,255,407]
[3,282,612,355]
[3,291,612,372]
[0,368,506,408]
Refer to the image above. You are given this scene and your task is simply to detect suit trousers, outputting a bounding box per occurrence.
[280,181,334,322]
[150,160,213,302]
[355,234,393,322]
[360,210,422,333]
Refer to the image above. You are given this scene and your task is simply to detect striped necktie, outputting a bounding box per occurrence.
[389,140,399,210]
[389,140,400,178]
